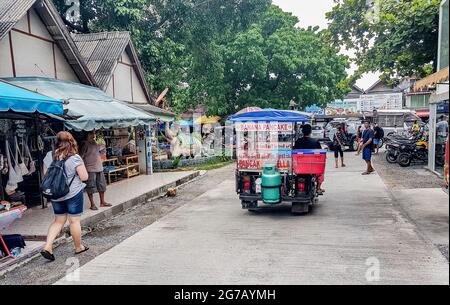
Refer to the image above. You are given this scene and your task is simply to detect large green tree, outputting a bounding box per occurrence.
[175,6,350,115]
[326,0,440,82]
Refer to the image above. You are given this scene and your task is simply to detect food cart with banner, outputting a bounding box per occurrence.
[229,109,326,215]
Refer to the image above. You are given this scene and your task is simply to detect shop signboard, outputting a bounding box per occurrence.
[236,122,293,171]
[325,99,360,116]
[358,93,403,112]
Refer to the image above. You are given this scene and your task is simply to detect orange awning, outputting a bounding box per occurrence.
[414,66,449,92]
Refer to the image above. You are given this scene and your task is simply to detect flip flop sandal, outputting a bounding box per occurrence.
[90,206,99,211]
[40,250,55,261]
[361,172,371,175]
[100,203,113,207]
[75,246,89,255]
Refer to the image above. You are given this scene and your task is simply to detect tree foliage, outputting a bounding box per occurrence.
[326,0,440,82]
[54,0,350,115]
[212,6,350,114]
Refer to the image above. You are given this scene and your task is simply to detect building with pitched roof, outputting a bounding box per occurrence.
[0,0,94,84]
[72,32,175,122]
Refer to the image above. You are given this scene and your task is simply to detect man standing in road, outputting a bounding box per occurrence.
[373,123,384,155]
[81,132,112,210]
[357,120,375,175]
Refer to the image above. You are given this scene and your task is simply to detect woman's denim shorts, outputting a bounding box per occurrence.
[52,191,84,217]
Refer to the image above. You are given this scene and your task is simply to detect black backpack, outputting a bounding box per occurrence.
[41,158,76,200]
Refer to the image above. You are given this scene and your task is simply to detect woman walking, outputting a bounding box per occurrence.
[355,125,363,155]
[333,125,346,168]
[40,131,89,261]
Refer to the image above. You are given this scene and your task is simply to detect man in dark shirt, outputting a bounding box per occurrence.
[357,120,375,175]
[373,123,384,154]
[294,124,324,194]
[294,124,322,150]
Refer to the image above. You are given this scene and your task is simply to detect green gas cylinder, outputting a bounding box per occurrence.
[261,163,282,204]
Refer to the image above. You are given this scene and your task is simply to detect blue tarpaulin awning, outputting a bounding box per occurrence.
[0,80,63,115]
[3,77,155,131]
[228,109,312,123]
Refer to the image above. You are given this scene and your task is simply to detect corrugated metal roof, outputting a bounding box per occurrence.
[0,0,35,41]
[72,32,177,119]
[72,31,169,116]
[72,32,132,90]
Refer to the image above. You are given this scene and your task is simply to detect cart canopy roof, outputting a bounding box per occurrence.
[228,109,311,122]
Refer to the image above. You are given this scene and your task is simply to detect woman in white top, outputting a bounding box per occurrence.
[41,131,89,262]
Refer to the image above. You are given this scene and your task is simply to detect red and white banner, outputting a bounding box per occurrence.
[236,122,293,171]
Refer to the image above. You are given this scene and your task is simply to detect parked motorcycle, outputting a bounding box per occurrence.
[397,140,429,167]
[385,142,402,163]
[384,135,422,164]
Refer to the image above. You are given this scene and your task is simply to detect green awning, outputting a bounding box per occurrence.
[3,77,155,131]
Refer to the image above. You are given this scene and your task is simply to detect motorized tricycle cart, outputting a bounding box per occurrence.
[228,109,327,215]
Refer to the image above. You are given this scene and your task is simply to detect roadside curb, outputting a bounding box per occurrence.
[0,171,200,277]
[79,171,200,228]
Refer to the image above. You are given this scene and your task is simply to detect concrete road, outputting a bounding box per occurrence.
[58,153,449,285]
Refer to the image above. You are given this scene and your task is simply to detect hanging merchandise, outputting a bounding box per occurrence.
[13,120,27,138]
[37,135,44,152]
[1,154,8,175]
[29,135,37,152]
[0,119,11,133]
[124,140,137,155]
[15,137,29,176]
[137,127,145,141]
[21,137,30,166]
[9,140,23,184]
[5,140,21,194]
[25,140,36,175]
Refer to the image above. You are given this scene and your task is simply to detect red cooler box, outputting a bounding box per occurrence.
[292,149,327,175]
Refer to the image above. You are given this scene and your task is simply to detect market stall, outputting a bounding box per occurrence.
[0,80,63,262]
[97,127,143,184]
[3,78,156,184]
